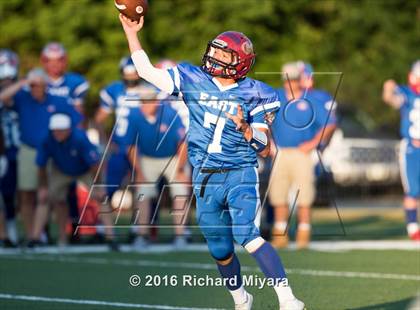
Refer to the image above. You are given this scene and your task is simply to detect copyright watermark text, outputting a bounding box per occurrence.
[129,274,288,289]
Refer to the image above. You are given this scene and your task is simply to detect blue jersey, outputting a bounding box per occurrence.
[307,88,337,127]
[12,88,83,148]
[126,102,185,158]
[0,107,20,160]
[396,86,420,142]
[48,72,89,106]
[36,128,100,176]
[99,81,142,151]
[167,63,280,169]
[271,88,328,148]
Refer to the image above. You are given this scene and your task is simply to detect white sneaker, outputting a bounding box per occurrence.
[173,236,187,249]
[132,236,149,252]
[235,292,253,310]
[280,298,305,310]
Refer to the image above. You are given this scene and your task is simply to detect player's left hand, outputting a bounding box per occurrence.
[225,105,248,132]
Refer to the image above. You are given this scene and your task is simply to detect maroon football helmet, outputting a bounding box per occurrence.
[202,31,256,80]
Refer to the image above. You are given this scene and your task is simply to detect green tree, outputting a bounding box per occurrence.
[0,0,418,130]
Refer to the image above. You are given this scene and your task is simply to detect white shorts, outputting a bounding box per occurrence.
[136,156,190,199]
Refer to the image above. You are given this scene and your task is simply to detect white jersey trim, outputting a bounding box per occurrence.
[73,81,89,97]
[99,89,115,109]
[250,101,280,116]
[211,77,238,92]
[173,66,181,91]
[251,123,268,129]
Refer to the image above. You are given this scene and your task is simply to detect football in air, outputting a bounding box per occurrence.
[114,0,148,21]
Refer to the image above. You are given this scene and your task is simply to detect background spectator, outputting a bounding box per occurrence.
[127,82,189,250]
[269,62,336,249]
[41,42,90,241]
[0,68,81,244]
[34,113,117,248]
[0,49,20,247]
[382,60,420,241]
[94,56,142,210]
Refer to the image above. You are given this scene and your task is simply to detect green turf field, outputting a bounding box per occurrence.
[0,248,419,310]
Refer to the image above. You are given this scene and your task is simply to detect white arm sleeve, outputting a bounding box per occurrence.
[131,50,175,95]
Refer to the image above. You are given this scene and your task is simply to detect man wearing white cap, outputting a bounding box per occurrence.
[33,113,116,247]
[0,68,82,243]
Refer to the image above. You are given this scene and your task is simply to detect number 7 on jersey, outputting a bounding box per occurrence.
[204,111,226,153]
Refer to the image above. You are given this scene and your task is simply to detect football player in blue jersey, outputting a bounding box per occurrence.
[383,60,420,241]
[269,62,336,249]
[41,42,89,114]
[125,82,189,250]
[94,56,146,242]
[0,68,82,245]
[0,49,20,247]
[120,15,305,310]
[94,56,143,208]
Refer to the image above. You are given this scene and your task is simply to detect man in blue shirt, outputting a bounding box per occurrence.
[120,15,304,310]
[125,82,189,249]
[383,60,420,241]
[0,68,81,244]
[33,113,116,247]
[269,62,336,250]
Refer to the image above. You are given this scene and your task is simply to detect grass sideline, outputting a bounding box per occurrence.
[0,249,419,310]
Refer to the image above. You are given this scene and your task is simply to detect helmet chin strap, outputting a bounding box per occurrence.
[205,56,239,79]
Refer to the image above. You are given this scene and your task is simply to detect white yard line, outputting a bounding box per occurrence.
[307,240,420,251]
[0,293,225,310]
[286,268,420,281]
[0,240,418,256]
[2,254,419,282]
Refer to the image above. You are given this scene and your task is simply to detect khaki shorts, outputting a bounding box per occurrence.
[48,164,95,203]
[137,156,190,199]
[17,144,39,191]
[268,148,315,206]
